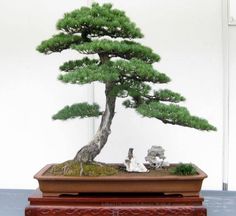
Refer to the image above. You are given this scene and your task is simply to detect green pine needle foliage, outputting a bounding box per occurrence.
[112,82,151,98]
[57,3,143,38]
[60,57,99,72]
[58,59,170,85]
[154,89,185,103]
[121,88,184,108]
[171,163,198,176]
[136,102,217,131]
[72,40,160,63]
[112,59,170,83]
[36,3,216,132]
[58,62,120,84]
[52,103,102,120]
[36,33,82,54]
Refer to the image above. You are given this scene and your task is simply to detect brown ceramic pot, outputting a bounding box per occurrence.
[34,164,207,197]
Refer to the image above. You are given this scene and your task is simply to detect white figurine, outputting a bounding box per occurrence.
[124,148,148,172]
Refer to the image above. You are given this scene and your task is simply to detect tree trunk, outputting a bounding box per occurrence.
[74,82,116,162]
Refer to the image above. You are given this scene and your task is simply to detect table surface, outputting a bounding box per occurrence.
[0,189,235,216]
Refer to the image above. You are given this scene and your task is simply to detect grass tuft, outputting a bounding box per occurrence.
[170,163,198,176]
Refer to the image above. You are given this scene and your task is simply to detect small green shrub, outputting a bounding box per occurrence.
[171,163,197,176]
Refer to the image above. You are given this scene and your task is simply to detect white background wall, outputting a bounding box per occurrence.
[228,0,236,191]
[0,0,90,189]
[94,0,223,191]
[230,0,236,23]
[229,27,236,191]
[0,0,231,190]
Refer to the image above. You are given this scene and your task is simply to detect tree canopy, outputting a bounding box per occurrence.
[37,3,216,132]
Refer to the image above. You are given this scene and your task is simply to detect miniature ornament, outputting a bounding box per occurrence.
[124,148,148,172]
[145,146,169,168]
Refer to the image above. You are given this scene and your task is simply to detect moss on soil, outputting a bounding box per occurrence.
[46,160,119,177]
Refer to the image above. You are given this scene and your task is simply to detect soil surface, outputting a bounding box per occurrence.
[44,161,198,177]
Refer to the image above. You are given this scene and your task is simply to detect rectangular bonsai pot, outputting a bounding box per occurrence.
[34,164,207,197]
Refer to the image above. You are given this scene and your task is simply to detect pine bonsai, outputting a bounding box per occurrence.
[37,3,216,164]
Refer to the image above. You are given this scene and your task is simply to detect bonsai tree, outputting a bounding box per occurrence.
[37,3,216,164]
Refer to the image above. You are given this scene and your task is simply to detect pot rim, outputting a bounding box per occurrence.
[34,163,208,181]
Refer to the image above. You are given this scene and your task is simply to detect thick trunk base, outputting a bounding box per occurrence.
[74,83,116,163]
[74,144,100,162]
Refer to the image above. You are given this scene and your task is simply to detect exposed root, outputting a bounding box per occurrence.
[79,163,83,176]
[62,165,69,175]
[92,161,105,167]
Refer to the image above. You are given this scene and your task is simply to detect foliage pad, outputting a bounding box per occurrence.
[37,33,82,54]
[52,103,102,120]
[136,102,216,131]
[72,40,160,63]
[56,3,143,38]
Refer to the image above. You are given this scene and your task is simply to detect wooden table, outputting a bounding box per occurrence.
[25,191,207,216]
